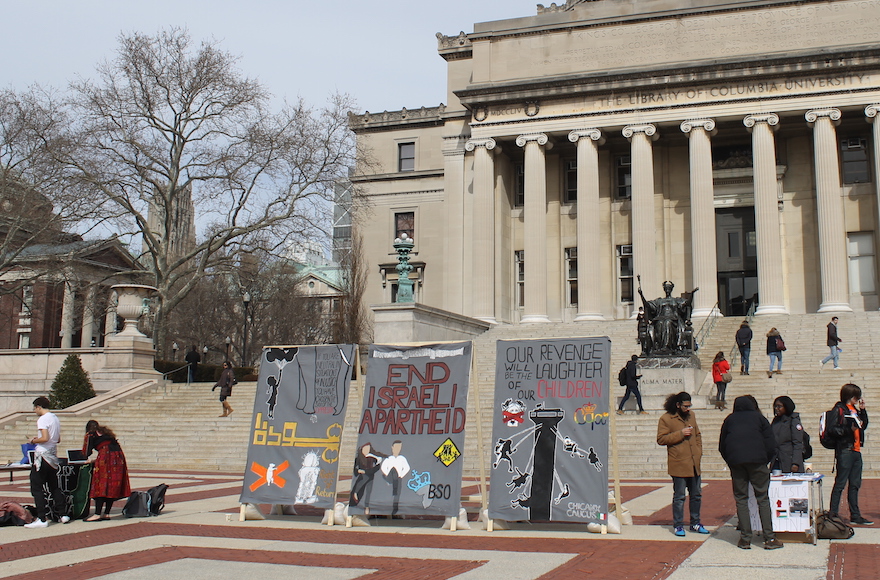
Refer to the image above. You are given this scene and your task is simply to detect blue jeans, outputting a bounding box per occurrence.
[739,346,750,373]
[821,346,840,368]
[671,475,702,528]
[618,385,644,411]
[769,351,782,372]
[830,449,863,518]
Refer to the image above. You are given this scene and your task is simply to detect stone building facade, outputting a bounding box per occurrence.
[350,0,880,324]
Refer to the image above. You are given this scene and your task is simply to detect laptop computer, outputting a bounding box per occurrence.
[21,443,35,464]
[67,449,88,464]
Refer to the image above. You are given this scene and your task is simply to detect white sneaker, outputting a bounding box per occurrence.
[60,515,70,524]
[833,366,842,370]
[819,360,826,368]
[24,518,48,528]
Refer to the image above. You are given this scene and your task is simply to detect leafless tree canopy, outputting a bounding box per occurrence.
[56,28,358,353]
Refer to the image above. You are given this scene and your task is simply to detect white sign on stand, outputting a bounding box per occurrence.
[748,474,823,536]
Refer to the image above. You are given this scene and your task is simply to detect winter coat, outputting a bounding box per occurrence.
[735,326,753,348]
[766,329,783,354]
[771,412,805,472]
[712,359,730,383]
[657,411,702,477]
[625,359,641,388]
[215,368,236,398]
[828,401,869,452]
[826,322,840,347]
[719,396,777,466]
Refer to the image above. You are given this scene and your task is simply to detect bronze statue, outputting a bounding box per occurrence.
[637,277,699,356]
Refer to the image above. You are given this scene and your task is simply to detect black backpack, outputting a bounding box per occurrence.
[819,406,845,450]
[618,366,627,387]
[147,483,169,515]
[122,491,151,517]
[802,429,813,460]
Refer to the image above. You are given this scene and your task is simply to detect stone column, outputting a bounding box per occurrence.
[443,138,467,315]
[516,132,551,323]
[807,108,851,312]
[60,280,76,348]
[744,113,787,315]
[623,124,658,299]
[681,119,719,317]
[81,284,97,347]
[568,128,605,321]
[465,137,497,323]
[866,104,880,310]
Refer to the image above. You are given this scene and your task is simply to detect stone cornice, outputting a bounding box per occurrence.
[436,31,473,61]
[348,105,446,133]
[349,169,444,183]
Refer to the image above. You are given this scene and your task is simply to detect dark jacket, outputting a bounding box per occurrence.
[828,400,869,452]
[766,330,783,355]
[826,322,840,347]
[215,368,236,397]
[719,396,777,466]
[625,359,641,388]
[771,411,804,472]
[735,325,753,348]
[185,350,201,365]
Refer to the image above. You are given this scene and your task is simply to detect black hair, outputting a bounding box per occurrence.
[840,383,862,404]
[663,392,691,414]
[32,396,51,409]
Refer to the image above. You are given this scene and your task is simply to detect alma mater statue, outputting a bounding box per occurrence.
[637,276,699,356]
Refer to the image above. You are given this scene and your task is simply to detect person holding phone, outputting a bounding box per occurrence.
[828,383,871,525]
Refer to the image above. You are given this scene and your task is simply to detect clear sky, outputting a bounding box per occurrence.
[2,0,539,113]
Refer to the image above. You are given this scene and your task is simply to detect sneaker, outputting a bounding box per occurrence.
[743,371,749,375]
[767,371,773,378]
[851,517,874,525]
[60,515,70,524]
[819,360,826,369]
[774,370,783,374]
[689,524,710,534]
[639,410,649,415]
[764,539,784,550]
[616,410,624,415]
[674,526,686,537]
[24,518,48,529]
[833,366,842,370]
[737,537,751,550]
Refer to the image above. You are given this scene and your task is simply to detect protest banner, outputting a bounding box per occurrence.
[240,344,356,508]
[349,342,471,517]
[488,337,611,524]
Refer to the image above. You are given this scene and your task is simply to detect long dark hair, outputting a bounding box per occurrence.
[663,392,691,414]
[86,420,116,439]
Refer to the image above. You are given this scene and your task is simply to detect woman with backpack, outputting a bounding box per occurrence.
[771,396,805,473]
[711,352,731,410]
[766,327,785,378]
[82,420,131,521]
[212,361,236,417]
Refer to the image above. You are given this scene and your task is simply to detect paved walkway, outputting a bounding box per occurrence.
[1,470,878,579]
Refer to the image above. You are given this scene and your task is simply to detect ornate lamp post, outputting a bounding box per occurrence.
[242,292,251,368]
[393,233,415,303]
[172,342,179,360]
[203,345,209,364]
[225,336,231,361]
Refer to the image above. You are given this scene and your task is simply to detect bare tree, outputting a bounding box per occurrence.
[59,28,356,355]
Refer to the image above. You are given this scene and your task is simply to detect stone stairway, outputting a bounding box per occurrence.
[2,311,878,481]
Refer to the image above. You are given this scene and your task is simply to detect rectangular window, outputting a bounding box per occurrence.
[565,247,578,306]
[617,244,634,302]
[395,211,414,240]
[21,285,33,315]
[515,250,525,308]
[727,232,741,258]
[616,156,632,200]
[398,142,415,172]
[18,333,30,349]
[564,159,577,203]
[513,163,525,207]
[848,232,876,293]
[840,137,869,184]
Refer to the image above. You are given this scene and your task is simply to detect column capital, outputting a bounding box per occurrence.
[516,132,550,148]
[622,124,657,140]
[805,108,842,124]
[568,128,604,144]
[743,113,779,130]
[865,104,880,119]
[465,137,497,152]
[680,118,716,134]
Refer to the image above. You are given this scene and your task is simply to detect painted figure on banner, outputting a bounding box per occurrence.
[349,442,385,510]
[294,451,321,504]
[381,440,410,515]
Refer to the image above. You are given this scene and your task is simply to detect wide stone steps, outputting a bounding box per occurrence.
[2,312,878,480]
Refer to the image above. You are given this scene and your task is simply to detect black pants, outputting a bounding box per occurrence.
[30,460,66,522]
[830,449,863,518]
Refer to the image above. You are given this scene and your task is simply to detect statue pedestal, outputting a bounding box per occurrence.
[617,356,709,411]
[90,334,161,391]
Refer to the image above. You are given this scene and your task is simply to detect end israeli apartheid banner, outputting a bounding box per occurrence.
[348,342,472,518]
[488,337,610,524]
[240,344,356,508]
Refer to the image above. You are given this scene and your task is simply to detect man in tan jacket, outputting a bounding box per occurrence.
[657,391,708,537]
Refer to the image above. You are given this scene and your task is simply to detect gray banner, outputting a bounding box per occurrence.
[349,342,472,517]
[239,344,356,508]
[488,337,611,523]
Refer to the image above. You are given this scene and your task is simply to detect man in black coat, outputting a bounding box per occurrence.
[735,321,753,375]
[184,345,201,383]
[719,395,782,550]
[616,355,647,415]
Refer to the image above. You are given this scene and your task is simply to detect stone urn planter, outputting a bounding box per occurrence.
[111,284,157,337]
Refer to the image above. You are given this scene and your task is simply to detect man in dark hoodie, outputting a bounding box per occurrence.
[719,395,782,550]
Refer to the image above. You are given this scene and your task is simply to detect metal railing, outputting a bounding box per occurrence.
[693,302,721,352]
[161,363,191,394]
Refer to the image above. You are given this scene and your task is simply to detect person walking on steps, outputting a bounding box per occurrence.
[735,320,752,375]
[185,345,201,383]
[712,351,731,410]
[820,316,842,370]
[617,355,648,415]
[766,327,785,378]
[212,361,236,417]
[657,392,709,537]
